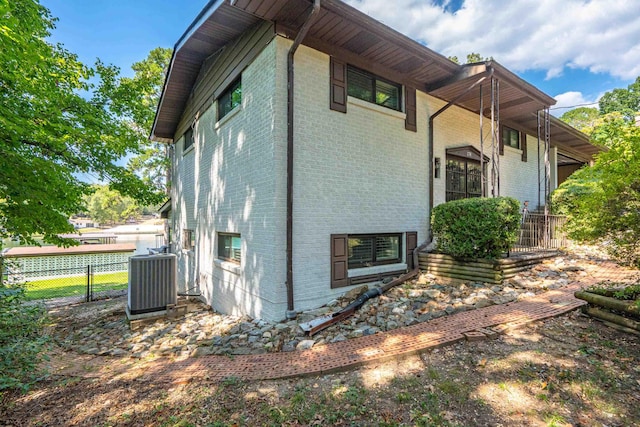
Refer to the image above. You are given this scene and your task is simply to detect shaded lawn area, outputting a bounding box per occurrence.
[1,311,639,426]
[23,271,128,301]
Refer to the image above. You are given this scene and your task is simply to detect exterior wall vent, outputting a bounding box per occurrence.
[127,254,177,319]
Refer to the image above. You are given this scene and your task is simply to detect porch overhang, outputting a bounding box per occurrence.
[427,61,598,163]
[158,198,171,219]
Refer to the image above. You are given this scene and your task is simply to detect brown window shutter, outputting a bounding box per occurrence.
[499,126,505,155]
[521,132,527,162]
[405,86,417,132]
[406,231,417,269]
[330,57,347,113]
[330,234,350,288]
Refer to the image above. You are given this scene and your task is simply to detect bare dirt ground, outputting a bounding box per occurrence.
[1,308,639,426]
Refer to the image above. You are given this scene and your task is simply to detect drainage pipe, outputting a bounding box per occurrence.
[299,241,428,335]
[285,0,321,320]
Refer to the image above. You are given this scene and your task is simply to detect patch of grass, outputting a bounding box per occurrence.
[437,379,459,394]
[411,395,457,427]
[544,412,567,427]
[23,271,127,301]
[396,391,412,403]
[578,344,596,356]
[537,392,549,402]
[426,367,440,380]
[219,376,241,387]
[0,285,50,391]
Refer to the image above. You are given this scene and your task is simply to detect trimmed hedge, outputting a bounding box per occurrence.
[431,197,521,259]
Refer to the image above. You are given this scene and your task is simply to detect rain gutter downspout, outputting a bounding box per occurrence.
[286,0,321,320]
[428,70,492,214]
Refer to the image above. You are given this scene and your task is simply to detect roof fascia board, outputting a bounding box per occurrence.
[321,0,459,74]
[426,63,488,92]
[150,0,226,142]
[175,0,226,53]
[488,61,556,106]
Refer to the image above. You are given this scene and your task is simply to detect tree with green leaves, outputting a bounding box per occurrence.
[599,76,640,121]
[117,48,173,194]
[552,113,640,266]
[85,185,141,226]
[0,0,163,247]
[448,52,491,65]
[559,107,600,134]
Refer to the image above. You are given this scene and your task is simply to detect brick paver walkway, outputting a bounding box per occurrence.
[139,261,638,385]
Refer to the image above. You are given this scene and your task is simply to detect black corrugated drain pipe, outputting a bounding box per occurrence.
[299,242,429,336]
[285,0,321,320]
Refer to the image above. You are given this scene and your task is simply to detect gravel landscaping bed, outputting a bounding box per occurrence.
[48,253,594,359]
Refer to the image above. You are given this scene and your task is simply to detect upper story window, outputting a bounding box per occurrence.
[183,127,194,152]
[347,66,402,111]
[218,77,242,121]
[502,126,521,149]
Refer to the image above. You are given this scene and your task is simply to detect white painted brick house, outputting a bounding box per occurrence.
[151,0,598,321]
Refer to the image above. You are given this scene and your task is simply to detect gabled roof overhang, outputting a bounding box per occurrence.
[151,0,597,162]
[151,0,459,142]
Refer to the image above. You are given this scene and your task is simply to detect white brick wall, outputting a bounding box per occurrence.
[170,34,562,321]
[171,39,288,321]
[287,40,430,312]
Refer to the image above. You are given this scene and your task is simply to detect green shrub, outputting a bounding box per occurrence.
[0,284,49,392]
[431,197,521,259]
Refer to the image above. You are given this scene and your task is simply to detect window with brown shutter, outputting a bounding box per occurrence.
[346,65,402,111]
[331,232,415,288]
[521,132,528,162]
[405,87,417,132]
[406,231,417,269]
[330,57,347,113]
[330,234,349,288]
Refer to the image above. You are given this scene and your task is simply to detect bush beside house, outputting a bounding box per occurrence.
[431,197,521,259]
[0,284,49,391]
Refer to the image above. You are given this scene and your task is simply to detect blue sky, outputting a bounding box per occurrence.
[43,0,639,116]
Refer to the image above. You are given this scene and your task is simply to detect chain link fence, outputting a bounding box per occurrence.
[2,261,128,305]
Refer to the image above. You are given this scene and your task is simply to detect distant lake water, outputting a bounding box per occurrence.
[115,233,161,255]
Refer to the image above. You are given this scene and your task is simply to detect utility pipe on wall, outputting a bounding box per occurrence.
[285,0,321,320]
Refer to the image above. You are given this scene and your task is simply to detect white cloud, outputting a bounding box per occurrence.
[345,0,640,80]
[550,91,599,116]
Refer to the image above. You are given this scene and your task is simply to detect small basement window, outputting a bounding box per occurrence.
[218,233,241,264]
[218,78,242,121]
[183,229,195,251]
[348,233,402,269]
[347,66,401,111]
